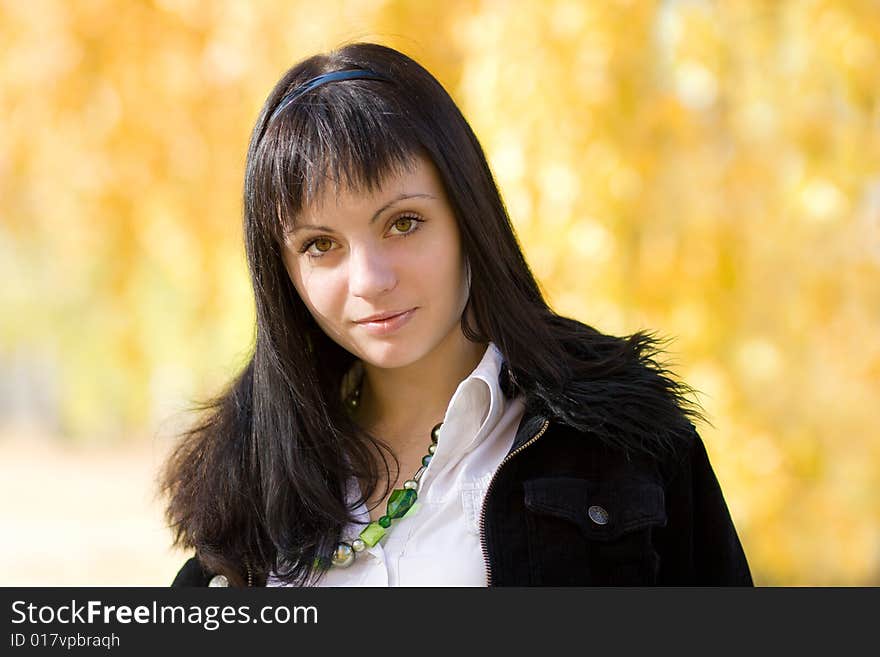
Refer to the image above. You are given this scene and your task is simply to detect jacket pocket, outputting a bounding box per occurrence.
[523,476,667,585]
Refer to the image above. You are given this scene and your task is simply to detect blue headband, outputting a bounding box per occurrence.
[268,69,392,122]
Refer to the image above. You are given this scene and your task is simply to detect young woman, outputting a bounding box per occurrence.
[163,42,752,587]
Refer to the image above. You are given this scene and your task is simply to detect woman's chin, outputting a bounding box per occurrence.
[357,350,416,371]
[351,339,427,371]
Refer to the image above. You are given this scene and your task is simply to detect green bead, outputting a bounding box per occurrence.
[378,515,391,528]
[359,522,386,547]
[386,488,417,519]
[422,454,432,467]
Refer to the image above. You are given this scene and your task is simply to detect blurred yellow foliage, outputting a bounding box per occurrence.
[1,0,878,585]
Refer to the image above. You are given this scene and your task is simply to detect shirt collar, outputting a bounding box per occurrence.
[437,342,508,455]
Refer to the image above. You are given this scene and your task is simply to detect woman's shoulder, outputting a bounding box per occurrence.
[540,318,702,461]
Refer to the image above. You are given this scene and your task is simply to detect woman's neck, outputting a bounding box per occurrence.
[354,330,487,449]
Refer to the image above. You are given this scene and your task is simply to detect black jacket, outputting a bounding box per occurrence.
[172,380,752,586]
[479,412,751,585]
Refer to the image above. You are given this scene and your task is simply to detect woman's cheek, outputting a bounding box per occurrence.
[311,273,352,327]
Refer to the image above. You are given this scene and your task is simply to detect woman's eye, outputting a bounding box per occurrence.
[390,215,422,236]
[313,238,333,252]
[300,237,335,257]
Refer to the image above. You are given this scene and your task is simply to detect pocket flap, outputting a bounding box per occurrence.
[524,476,666,540]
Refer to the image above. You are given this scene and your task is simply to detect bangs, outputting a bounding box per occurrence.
[252,81,423,242]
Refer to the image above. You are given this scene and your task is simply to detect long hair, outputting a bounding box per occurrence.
[161,42,705,587]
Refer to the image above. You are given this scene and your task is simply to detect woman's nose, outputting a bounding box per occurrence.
[348,244,397,298]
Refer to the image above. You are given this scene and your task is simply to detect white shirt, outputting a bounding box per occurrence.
[267,342,525,587]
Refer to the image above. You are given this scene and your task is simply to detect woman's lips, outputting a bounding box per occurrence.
[354,308,417,336]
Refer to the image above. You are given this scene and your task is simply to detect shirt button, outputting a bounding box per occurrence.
[208,574,229,587]
[588,505,609,525]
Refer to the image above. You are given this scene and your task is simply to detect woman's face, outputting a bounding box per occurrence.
[281,154,470,370]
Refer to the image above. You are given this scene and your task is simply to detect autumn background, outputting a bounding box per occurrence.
[2,0,878,586]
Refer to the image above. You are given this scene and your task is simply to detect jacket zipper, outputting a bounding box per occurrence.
[479,417,550,586]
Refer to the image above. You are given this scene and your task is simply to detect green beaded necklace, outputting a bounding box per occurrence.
[329,379,442,569]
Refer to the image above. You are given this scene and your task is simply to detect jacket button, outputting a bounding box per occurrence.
[208,574,229,587]
[588,505,609,525]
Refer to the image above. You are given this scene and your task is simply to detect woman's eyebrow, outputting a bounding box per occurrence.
[291,192,436,234]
